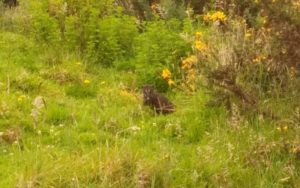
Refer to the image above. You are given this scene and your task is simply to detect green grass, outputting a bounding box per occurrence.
[0,15,299,188]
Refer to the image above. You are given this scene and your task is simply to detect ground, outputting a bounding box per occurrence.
[0,31,299,187]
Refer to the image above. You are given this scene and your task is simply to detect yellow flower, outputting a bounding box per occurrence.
[204,11,227,22]
[17,95,27,102]
[282,125,288,131]
[100,81,106,85]
[289,67,296,80]
[83,79,90,85]
[195,32,203,40]
[75,62,82,65]
[167,79,175,86]
[245,30,252,38]
[181,55,197,70]
[195,41,207,51]
[162,69,172,80]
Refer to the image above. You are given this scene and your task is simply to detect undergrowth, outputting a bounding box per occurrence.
[0,0,299,187]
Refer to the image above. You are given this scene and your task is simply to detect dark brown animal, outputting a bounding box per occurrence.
[142,85,175,114]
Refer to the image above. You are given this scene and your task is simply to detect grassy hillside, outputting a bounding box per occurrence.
[0,0,299,187]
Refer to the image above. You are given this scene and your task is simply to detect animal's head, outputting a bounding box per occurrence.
[142,85,154,101]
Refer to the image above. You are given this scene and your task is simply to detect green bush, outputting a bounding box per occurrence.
[134,19,191,91]
[30,11,60,44]
[85,13,138,67]
[0,32,37,69]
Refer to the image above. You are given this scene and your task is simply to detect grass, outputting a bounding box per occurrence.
[0,14,299,188]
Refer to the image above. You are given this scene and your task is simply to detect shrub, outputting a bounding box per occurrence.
[0,32,37,69]
[85,13,138,66]
[134,19,191,91]
[179,0,300,114]
[31,10,60,45]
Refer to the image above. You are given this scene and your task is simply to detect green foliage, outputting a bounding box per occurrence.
[0,32,37,69]
[45,102,70,125]
[65,83,97,98]
[0,1,299,187]
[85,14,138,66]
[134,20,191,90]
[30,6,60,45]
[162,0,186,20]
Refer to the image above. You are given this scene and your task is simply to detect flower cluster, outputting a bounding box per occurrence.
[194,32,206,52]
[204,11,227,23]
[181,55,197,70]
[161,68,175,86]
[181,55,198,91]
[195,41,207,51]
[162,68,171,80]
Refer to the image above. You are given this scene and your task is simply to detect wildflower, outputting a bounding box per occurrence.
[17,95,27,102]
[245,32,251,38]
[83,79,90,85]
[181,55,197,70]
[75,62,82,65]
[245,29,252,39]
[167,79,175,86]
[204,11,227,23]
[289,67,296,80]
[162,69,172,80]
[186,69,196,83]
[100,81,106,85]
[194,41,207,51]
[195,32,203,40]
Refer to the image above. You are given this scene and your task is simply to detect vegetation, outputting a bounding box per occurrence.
[0,0,299,187]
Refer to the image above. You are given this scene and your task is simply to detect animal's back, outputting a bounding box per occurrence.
[142,85,175,114]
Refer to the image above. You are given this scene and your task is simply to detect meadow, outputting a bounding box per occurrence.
[0,0,299,187]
